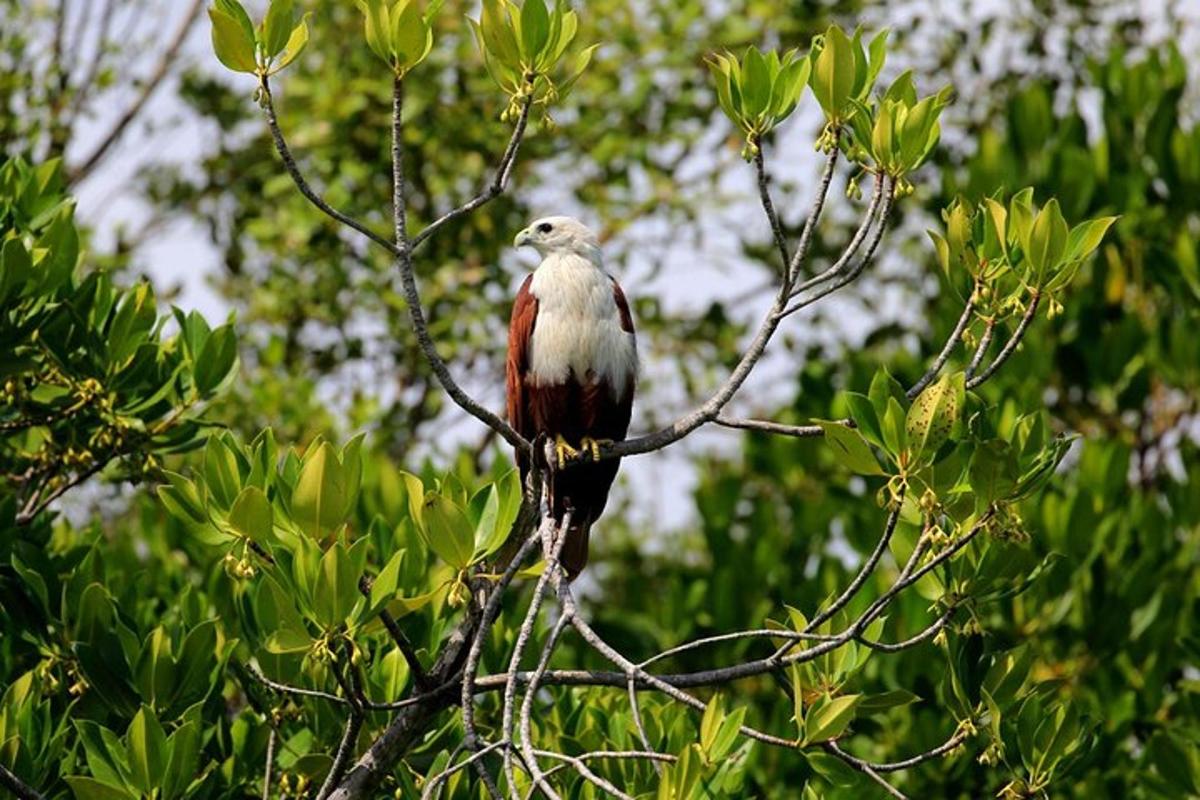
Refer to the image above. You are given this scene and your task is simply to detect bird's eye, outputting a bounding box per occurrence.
[536,222,553,234]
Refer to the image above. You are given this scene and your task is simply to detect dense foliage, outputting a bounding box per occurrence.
[1,2,1197,799]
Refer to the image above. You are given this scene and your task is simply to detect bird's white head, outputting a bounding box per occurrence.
[513,216,600,261]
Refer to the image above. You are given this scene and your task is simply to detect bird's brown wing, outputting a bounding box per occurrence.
[611,277,636,337]
[506,274,538,472]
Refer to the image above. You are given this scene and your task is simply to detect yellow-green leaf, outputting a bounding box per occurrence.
[209,7,258,73]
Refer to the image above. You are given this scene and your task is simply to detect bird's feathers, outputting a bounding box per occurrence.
[505,216,637,580]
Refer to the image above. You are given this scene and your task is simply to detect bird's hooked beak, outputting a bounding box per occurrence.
[514,228,532,248]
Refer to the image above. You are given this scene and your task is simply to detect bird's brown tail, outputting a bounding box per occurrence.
[559,519,591,582]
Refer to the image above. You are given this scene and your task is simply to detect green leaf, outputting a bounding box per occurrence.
[262,0,295,59]
[133,627,175,711]
[0,237,32,303]
[1064,216,1117,263]
[741,46,770,120]
[214,0,255,41]
[314,543,360,627]
[421,493,476,569]
[804,694,861,743]
[519,0,550,66]
[905,372,963,466]
[228,486,275,546]
[1026,198,1069,282]
[881,397,908,458]
[700,694,726,753]
[204,435,243,509]
[161,722,200,800]
[392,0,429,71]
[74,720,133,791]
[969,439,1019,505]
[126,706,167,794]
[356,0,392,62]
[480,0,520,69]
[73,638,140,718]
[868,368,906,421]
[209,7,258,73]
[292,441,351,538]
[810,25,855,119]
[271,13,311,74]
[844,392,883,446]
[469,484,505,558]
[194,324,238,394]
[65,777,134,800]
[858,689,920,712]
[817,420,885,475]
[169,620,218,715]
[368,550,404,615]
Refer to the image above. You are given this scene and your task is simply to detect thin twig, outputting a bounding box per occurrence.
[714,416,826,437]
[753,143,791,269]
[823,742,907,799]
[259,77,399,256]
[247,663,349,706]
[799,490,905,638]
[64,0,114,124]
[595,149,844,461]
[469,513,990,694]
[358,574,431,690]
[316,713,363,800]
[627,675,662,776]
[519,612,572,799]
[788,148,842,285]
[504,512,571,798]
[410,96,533,251]
[859,605,955,653]
[966,293,1041,389]
[965,319,995,381]
[459,525,544,788]
[530,749,636,800]
[789,173,884,297]
[781,178,894,318]
[0,764,43,800]
[420,742,504,800]
[262,727,277,800]
[907,290,977,398]
[388,77,528,452]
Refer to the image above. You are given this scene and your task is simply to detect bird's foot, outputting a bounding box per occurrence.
[553,434,580,467]
[579,437,614,461]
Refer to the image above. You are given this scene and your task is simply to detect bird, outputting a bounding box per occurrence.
[506,216,637,580]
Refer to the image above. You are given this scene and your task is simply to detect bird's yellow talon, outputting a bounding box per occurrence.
[554,434,580,466]
[580,437,614,461]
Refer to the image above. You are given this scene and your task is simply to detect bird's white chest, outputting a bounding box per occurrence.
[528,255,636,396]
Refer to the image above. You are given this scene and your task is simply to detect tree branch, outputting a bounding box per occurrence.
[262,727,277,800]
[594,149,844,461]
[789,173,884,297]
[965,318,995,381]
[389,77,529,452]
[907,290,977,398]
[966,293,1041,389]
[752,143,791,269]
[780,178,893,319]
[259,78,400,256]
[0,764,43,800]
[714,415,826,437]
[358,574,431,691]
[410,96,533,251]
[823,742,907,799]
[316,712,363,800]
